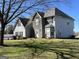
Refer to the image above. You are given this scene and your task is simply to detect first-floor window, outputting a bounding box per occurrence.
[15,32,18,36]
[15,32,23,37]
[20,32,23,37]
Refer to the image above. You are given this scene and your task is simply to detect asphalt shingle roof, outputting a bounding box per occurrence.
[18,17,29,27]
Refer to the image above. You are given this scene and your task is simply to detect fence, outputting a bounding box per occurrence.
[0,34,14,39]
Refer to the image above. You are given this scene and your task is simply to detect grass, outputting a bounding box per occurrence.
[0,38,79,59]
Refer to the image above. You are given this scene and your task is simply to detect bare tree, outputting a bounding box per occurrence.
[0,0,68,45]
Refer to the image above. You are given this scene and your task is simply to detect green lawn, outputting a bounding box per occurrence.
[0,38,79,59]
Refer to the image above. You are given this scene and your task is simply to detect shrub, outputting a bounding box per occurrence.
[70,35,75,39]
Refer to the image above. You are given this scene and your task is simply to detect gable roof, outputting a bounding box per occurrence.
[37,12,44,17]
[13,17,29,31]
[18,17,29,27]
[44,8,55,18]
[32,11,44,20]
[55,8,74,20]
[44,8,74,20]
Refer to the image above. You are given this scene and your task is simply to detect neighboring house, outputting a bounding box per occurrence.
[0,24,13,34]
[13,8,74,38]
[13,17,29,38]
[5,25,14,34]
[0,24,14,39]
[75,32,79,38]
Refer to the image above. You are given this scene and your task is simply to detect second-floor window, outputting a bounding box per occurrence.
[67,22,70,25]
[47,17,53,23]
[36,19,39,25]
[17,21,21,26]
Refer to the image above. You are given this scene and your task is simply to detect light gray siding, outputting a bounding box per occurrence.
[55,15,74,38]
[33,13,43,38]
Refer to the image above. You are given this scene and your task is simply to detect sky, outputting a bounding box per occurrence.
[25,0,79,32]
[9,0,79,32]
[55,0,79,32]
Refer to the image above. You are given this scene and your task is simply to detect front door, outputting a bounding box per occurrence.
[51,27,54,38]
[45,28,50,38]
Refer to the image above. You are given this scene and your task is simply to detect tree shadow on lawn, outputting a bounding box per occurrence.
[2,42,79,59]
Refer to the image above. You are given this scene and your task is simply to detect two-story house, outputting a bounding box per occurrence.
[32,8,74,38]
[13,17,29,38]
[13,8,74,38]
